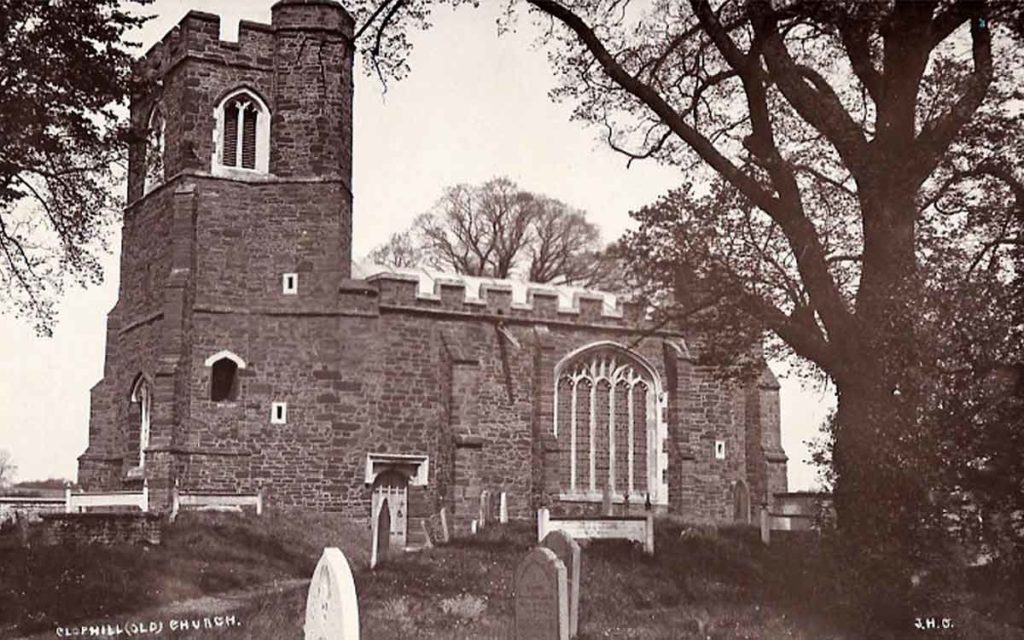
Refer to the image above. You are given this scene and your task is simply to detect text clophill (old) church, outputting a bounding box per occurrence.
[77,0,787,547]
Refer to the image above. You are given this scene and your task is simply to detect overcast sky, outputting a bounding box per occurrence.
[0,0,834,489]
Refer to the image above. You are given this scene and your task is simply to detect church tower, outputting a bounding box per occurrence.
[78,1,355,508]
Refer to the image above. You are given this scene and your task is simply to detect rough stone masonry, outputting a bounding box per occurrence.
[77,0,788,546]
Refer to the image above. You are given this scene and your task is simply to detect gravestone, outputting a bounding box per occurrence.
[304,548,359,640]
[514,547,569,640]
[479,490,489,528]
[541,530,581,638]
[371,497,391,569]
[499,492,508,524]
[438,507,450,544]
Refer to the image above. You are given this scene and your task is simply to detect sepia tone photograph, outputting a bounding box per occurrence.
[0,0,1021,638]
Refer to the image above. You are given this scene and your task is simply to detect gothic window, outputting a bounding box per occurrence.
[143,107,165,195]
[214,89,270,174]
[553,345,659,500]
[130,375,151,468]
[204,350,246,403]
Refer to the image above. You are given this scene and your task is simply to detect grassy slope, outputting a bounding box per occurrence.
[3,514,1022,640]
[0,510,369,637]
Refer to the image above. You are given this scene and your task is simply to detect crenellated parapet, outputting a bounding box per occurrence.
[138,12,277,79]
[364,271,649,328]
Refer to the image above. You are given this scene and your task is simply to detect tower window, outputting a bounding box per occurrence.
[143,107,165,195]
[271,402,288,424]
[715,440,726,460]
[210,358,240,402]
[214,88,270,175]
[203,350,247,403]
[283,273,298,294]
[130,375,152,469]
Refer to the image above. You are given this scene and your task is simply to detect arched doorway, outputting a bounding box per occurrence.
[372,469,408,550]
[733,481,751,524]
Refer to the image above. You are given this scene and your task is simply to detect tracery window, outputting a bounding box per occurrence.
[214,89,270,174]
[143,107,165,194]
[554,345,659,499]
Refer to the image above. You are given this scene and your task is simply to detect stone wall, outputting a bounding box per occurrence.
[36,513,163,546]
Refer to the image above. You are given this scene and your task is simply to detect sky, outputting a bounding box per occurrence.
[0,0,835,489]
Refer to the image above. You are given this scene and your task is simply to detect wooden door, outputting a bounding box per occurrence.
[372,470,408,549]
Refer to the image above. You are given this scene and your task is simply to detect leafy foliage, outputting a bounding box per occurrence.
[0,0,152,334]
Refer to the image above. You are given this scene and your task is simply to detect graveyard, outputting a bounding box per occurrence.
[4,510,1023,639]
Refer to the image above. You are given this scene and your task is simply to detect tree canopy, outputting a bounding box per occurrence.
[369,177,624,289]
[0,0,151,334]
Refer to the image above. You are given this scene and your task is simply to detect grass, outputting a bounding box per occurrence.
[0,509,369,637]
[3,514,1022,640]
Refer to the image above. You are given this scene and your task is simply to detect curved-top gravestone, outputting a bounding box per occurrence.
[542,530,581,638]
[514,546,569,640]
[304,548,359,640]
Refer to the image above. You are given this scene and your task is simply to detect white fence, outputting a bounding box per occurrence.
[65,485,148,513]
[537,508,655,555]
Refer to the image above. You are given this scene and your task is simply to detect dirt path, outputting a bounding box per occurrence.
[11,578,310,640]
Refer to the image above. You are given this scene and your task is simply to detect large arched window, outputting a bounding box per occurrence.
[213,88,270,174]
[143,107,165,195]
[130,375,152,469]
[553,344,663,502]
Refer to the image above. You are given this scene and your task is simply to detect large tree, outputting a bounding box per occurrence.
[369,177,623,289]
[349,0,1024,621]
[0,0,151,334]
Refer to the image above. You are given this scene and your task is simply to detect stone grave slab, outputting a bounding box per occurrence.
[304,547,359,640]
[542,530,581,638]
[371,497,390,569]
[514,546,569,640]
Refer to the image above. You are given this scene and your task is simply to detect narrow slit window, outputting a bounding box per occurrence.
[271,402,287,424]
[283,273,298,294]
[715,440,726,460]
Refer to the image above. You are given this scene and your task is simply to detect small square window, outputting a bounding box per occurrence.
[271,402,288,424]
[283,273,298,295]
[715,440,726,460]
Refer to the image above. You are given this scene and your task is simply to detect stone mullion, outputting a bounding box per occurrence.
[570,378,578,492]
[627,381,635,496]
[608,376,616,493]
[234,103,246,168]
[589,372,597,493]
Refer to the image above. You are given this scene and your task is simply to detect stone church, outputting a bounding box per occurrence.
[77,0,787,547]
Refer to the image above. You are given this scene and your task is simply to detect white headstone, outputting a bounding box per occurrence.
[499,492,508,524]
[304,548,360,640]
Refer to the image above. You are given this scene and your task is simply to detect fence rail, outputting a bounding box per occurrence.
[65,485,148,513]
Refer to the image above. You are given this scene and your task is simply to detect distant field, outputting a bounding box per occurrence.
[2,514,1022,639]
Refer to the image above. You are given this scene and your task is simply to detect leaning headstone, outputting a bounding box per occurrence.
[370,498,391,569]
[438,507,451,544]
[514,547,569,640]
[759,505,770,546]
[541,531,581,638]
[304,548,359,640]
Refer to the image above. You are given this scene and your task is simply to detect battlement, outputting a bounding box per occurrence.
[363,270,647,327]
[139,1,353,77]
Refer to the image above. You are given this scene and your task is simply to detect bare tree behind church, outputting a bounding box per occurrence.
[370,177,625,290]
